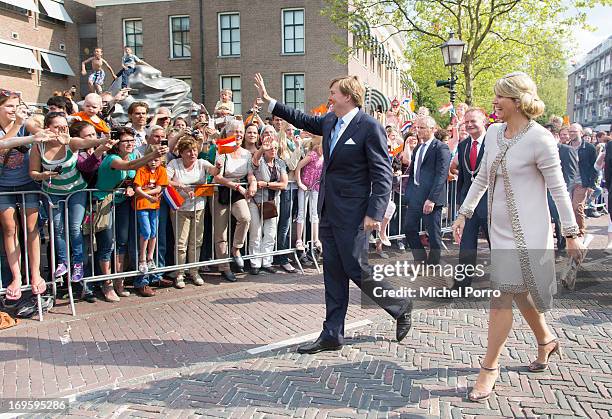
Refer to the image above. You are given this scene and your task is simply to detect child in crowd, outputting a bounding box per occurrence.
[81,48,116,94]
[295,136,324,253]
[71,93,110,135]
[120,46,149,89]
[133,152,169,274]
[214,89,234,116]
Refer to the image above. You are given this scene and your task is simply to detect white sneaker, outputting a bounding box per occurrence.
[398,241,405,250]
[147,260,156,271]
[192,274,204,286]
[175,274,186,289]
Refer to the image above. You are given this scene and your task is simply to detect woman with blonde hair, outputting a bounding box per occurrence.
[452,72,585,401]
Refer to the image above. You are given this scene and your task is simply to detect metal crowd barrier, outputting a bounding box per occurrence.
[1,177,460,319]
[0,190,58,321]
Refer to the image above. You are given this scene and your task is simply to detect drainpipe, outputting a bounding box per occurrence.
[199,0,205,104]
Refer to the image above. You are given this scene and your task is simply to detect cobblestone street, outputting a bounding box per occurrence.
[1,218,610,418]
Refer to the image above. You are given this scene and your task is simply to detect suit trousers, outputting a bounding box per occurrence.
[457,211,489,287]
[319,219,410,344]
[403,206,443,264]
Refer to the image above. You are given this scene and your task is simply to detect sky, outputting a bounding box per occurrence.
[569,3,611,63]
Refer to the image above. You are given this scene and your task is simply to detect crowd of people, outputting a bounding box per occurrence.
[0,69,610,318]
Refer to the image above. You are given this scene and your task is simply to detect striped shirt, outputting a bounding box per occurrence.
[39,144,87,195]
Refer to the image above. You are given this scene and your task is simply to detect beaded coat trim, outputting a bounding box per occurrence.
[487,121,547,311]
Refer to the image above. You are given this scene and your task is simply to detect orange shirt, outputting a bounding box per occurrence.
[133,165,169,210]
[72,111,110,134]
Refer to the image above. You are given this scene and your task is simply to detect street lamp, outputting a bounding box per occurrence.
[436,31,465,105]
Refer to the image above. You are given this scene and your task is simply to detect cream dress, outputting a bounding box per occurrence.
[459,122,579,312]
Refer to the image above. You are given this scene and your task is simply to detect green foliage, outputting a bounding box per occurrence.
[323,0,605,116]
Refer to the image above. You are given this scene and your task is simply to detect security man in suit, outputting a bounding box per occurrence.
[451,108,489,290]
[254,73,413,354]
[403,115,451,266]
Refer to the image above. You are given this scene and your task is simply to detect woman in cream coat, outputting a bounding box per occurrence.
[452,72,585,402]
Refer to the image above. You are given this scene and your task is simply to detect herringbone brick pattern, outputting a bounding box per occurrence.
[32,292,611,418]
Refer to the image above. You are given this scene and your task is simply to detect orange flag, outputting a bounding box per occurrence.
[216,135,238,154]
[194,184,214,197]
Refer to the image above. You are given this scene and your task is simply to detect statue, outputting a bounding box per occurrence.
[108,64,198,124]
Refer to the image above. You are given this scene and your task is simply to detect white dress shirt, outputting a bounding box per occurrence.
[268,99,359,145]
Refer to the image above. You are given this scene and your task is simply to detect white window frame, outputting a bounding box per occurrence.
[281,8,305,55]
[282,73,305,111]
[123,18,143,57]
[219,74,242,115]
[169,15,191,59]
[218,12,240,57]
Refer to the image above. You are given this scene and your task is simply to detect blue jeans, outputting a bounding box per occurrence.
[95,198,136,263]
[274,188,295,265]
[137,209,158,240]
[49,191,87,265]
[121,67,136,88]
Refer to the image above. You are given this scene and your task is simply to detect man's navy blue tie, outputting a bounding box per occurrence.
[329,118,345,155]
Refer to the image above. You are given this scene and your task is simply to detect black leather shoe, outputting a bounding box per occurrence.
[232,253,244,269]
[297,337,342,354]
[221,271,237,282]
[396,304,413,342]
[249,267,260,275]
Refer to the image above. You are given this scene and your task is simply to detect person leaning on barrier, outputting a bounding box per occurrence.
[274,120,303,273]
[166,135,219,288]
[29,112,107,284]
[213,119,253,282]
[247,130,288,275]
[0,89,48,300]
[93,127,168,303]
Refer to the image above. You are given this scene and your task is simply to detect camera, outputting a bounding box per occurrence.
[53,165,63,174]
[160,139,168,147]
[110,127,121,141]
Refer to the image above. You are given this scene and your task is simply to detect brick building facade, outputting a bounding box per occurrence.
[95,0,408,116]
[0,0,96,105]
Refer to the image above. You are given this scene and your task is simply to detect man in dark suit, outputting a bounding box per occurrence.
[546,125,579,255]
[403,116,451,265]
[452,108,488,290]
[254,73,413,354]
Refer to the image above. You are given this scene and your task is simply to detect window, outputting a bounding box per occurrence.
[124,19,143,57]
[219,13,240,56]
[220,75,241,115]
[282,9,304,54]
[170,16,190,58]
[283,74,304,111]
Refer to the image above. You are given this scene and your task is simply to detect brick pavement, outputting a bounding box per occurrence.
[1,216,610,418]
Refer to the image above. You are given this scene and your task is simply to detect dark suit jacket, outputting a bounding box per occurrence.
[557,143,578,188]
[576,139,598,188]
[272,102,391,229]
[456,136,487,218]
[605,141,612,188]
[405,138,450,207]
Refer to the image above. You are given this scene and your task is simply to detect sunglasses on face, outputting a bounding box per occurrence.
[0,89,21,98]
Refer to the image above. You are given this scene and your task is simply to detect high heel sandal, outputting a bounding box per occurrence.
[468,363,500,402]
[528,339,562,372]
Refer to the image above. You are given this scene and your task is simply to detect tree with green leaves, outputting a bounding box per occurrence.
[323,0,606,116]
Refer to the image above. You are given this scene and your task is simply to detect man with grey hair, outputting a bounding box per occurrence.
[568,123,598,234]
[403,114,450,265]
